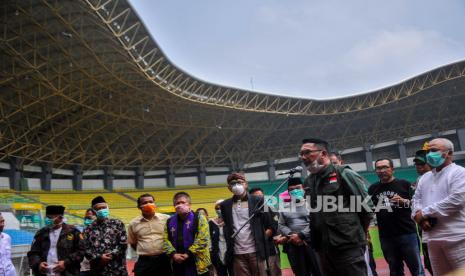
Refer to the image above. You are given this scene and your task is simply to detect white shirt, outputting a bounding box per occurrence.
[0,232,16,276]
[232,200,256,254]
[412,163,465,242]
[46,227,62,276]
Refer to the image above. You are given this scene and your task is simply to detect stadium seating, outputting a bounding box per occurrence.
[19,192,135,210]
[4,229,35,246]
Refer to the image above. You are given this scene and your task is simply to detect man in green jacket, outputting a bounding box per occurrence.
[300,138,374,276]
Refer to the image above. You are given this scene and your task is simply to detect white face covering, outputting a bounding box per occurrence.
[307,152,326,174]
[231,184,245,196]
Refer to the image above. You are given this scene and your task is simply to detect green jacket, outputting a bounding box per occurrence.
[305,164,374,252]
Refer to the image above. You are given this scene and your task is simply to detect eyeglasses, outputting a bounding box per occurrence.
[299,149,322,156]
[375,165,391,171]
[228,180,244,186]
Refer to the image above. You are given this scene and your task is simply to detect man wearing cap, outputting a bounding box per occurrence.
[128,193,171,276]
[412,138,465,275]
[300,138,374,276]
[276,177,321,276]
[27,205,84,276]
[220,173,272,276]
[83,196,128,275]
[1,213,16,276]
[413,150,433,275]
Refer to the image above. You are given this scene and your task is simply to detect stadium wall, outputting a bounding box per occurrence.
[1,129,465,191]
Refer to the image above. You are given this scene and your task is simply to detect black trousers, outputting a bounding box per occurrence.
[318,246,367,276]
[134,254,172,276]
[215,262,234,276]
[287,243,321,276]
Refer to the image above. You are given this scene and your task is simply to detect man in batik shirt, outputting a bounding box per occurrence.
[84,196,128,275]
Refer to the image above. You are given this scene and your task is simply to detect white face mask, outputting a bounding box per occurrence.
[307,153,325,174]
[231,184,245,196]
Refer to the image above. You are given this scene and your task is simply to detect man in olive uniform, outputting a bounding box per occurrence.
[28,205,84,276]
[300,138,374,276]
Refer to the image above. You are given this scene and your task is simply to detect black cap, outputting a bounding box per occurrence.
[302,138,329,149]
[288,177,303,187]
[413,150,427,164]
[91,196,106,207]
[46,205,65,216]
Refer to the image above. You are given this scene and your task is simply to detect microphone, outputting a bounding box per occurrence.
[277,166,303,175]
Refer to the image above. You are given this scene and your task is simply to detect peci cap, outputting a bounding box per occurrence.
[45,205,65,216]
[91,196,107,207]
[288,177,303,187]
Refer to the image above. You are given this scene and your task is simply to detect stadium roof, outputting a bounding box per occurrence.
[1,0,465,170]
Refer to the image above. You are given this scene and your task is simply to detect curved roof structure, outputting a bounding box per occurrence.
[1,0,465,170]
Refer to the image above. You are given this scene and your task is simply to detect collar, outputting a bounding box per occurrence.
[233,193,248,202]
[319,163,334,178]
[433,162,454,175]
[379,178,396,185]
[177,210,194,221]
[140,213,159,222]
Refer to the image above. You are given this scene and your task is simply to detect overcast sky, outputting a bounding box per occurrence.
[129,0,465,99]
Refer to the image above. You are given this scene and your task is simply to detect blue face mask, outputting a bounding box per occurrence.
[289,189,304,201]
[84,218,94,226]
[426,151,446,168]
[96,208,110,219]
[44,217,54,227]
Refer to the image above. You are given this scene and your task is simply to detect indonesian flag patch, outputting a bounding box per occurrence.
[329,173,337,184]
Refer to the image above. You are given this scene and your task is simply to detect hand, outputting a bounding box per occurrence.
[413,210,425,224]
[172,253,187,264]
[52,260,65,273]
[274,235,288,245]
[421,220,432,231]
[390,194,407,205]
[289,233,303,246]
[265,228,273,238]
[100,253,112,265]
[39,262,48,274]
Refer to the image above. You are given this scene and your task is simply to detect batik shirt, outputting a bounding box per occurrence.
[83,218,128,276]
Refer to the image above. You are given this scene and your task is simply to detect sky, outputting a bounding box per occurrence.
[129,0,465,99]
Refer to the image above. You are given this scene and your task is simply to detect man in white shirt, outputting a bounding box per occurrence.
[0,213,16,276]
[412,138,465,275]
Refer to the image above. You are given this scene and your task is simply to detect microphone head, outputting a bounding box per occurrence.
[294,166,303,172]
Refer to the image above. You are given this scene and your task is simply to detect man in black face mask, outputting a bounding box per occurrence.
[300,138,374,276]
[220,173,272,276]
